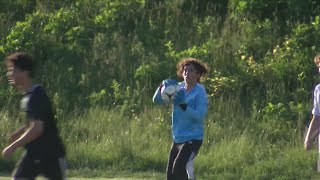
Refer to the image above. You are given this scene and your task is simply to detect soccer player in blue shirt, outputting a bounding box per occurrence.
[153,58,209,180]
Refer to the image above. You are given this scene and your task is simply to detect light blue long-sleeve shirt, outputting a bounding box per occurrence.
[153,82,208,143]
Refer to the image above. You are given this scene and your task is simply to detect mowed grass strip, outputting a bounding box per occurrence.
[0,177,153,180]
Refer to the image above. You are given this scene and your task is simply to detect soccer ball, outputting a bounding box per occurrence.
[161,85,177,104]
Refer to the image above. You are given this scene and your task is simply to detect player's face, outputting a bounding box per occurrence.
[6,62,25,87]
[183,64,200,86]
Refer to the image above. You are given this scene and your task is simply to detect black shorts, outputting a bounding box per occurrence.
[13,153,67,180]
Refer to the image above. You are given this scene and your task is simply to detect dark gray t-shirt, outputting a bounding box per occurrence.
[20,85,65,159]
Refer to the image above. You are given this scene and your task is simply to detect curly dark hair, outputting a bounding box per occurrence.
[5,52,34,77]
[176,57,209,82]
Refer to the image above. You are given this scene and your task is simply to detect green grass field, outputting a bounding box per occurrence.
[0,169,165,180]
[1,107,320,179]
[0,177,150,180]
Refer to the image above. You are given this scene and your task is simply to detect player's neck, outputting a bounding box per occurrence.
[20,78,33,94]
[185,83,196,91]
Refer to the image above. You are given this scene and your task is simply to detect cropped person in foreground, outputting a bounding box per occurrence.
[305,53,320,172]
[2,52,66,180]
[153,58,209,180]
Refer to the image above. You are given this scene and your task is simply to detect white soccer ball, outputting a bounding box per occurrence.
[161,85,177,104]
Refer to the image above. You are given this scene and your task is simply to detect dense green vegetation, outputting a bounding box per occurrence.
[1,0,320,179]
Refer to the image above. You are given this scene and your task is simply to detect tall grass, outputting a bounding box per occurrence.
[61,107,170,177]
[2,97,316,179]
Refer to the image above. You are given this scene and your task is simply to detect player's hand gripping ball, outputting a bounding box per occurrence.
[172,89,185,106]
[160,79,178,104]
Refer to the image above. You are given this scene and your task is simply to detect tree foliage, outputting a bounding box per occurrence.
[0,0,320,119]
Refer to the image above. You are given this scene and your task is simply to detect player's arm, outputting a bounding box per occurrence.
[184,101,208,121]
[175,88,208,121]
[8,124,28,143]
[152,84,165,105]
[2,120,43,158]
[304,114,320,150]
[154,79,178,105]
[183,97,208,121]
[11,120,43,147]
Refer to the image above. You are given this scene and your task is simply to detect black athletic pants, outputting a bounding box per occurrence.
[13,152,67,180]
[166,140,202,180]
